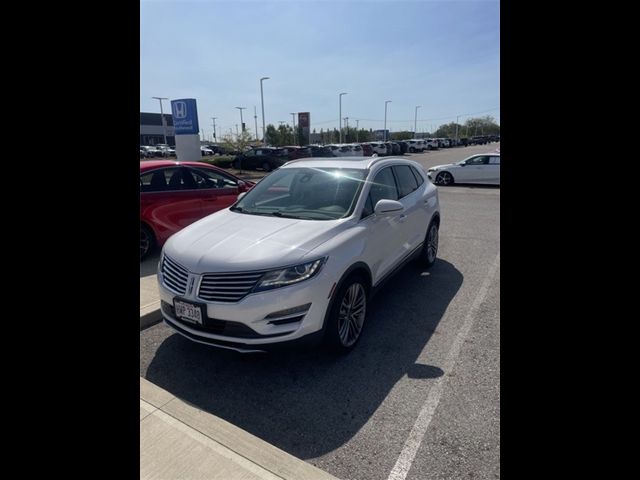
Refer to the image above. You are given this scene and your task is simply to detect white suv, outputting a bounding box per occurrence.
[158,156,441,353]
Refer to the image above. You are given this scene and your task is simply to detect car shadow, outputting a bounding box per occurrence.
[144,259,463,459]
[140,251,161,278]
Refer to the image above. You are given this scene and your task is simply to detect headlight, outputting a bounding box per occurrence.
[254,258,326,292]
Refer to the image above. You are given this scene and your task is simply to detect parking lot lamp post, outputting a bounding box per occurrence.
[455,115,459,143]
[211,117,217,143]
[355,119,359,142]
[414,106,421,137]
[384,100,391,141]
[152,96,169,144]
[235,107,246,133]
[260,77,270,145]
[339,92,347,143]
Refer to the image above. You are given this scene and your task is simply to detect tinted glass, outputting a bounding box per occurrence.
[393,165,419,198]
[369,167,398,207]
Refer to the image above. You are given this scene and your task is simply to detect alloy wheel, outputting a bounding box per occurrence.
[337,283,366,347]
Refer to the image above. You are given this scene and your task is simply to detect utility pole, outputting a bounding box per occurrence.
[253,106,258,141]
[414,106,421,138]
[384,100,392,141]
[455,115,459,143]
[211,117,217,143]
[339,92,347,143]
[152,96,169,144]
[290,112,296,145]
[355,119,359,142]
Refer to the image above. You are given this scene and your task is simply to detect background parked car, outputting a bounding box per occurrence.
[309,145,335,157]
[140,160,255,259]
[360,143,374,156]
[281,146,312,160]
[368,142,388,155]
[232,147,289,171]
[200,146,214,156]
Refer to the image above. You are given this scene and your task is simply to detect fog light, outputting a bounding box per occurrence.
[265,303,312,320]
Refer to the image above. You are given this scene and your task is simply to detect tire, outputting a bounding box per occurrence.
[262,161,272,172]
[409,147,415,153]
[324,274,368,353]
[232,160,241,169]
[140,224,155,260]
[435,171,454,186]
[418,220,439,268]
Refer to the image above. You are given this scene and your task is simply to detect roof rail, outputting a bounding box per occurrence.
[366,155,391,169]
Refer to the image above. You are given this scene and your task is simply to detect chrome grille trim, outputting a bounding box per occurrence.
[161,256,189,295]
[198,271,264,302]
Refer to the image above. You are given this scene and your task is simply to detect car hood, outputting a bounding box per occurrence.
[430,163,460,170]
[163,209,347,273]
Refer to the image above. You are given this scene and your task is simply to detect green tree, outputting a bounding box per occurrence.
[265,124,279,146]
[391,131,413,141]
[463,116,500,137]
[221,129,254,153]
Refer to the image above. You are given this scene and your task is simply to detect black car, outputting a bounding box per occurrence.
[232,147,289,171]
[309,145,334,157]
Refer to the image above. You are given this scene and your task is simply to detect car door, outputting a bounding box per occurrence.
[392,165,428,252]
[360,166,406,284]
[458,155,489,183]
[140,167,207,244]
[188,166,241,216]
[484,155,500,184]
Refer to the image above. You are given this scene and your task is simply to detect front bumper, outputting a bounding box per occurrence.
[157,269,334,350]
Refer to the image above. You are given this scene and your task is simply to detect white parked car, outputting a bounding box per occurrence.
[368,142,388,155]
[427,153,500,186]
[200,146,214,156]
[158,156,441,353]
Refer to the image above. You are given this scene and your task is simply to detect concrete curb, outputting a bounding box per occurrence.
[140,301,163,331]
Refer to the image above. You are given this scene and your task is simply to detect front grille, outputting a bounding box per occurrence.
[161,256,189,295]
[198,271,264,302]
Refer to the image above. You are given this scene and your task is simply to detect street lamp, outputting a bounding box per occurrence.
[260,77,270,145]
[384,100,392,141]
[414,106,421,138]
[355,119,359,142]
[290,112,297,146]
[455,115,460,143]
[253,106,259,141]
[339,92,347,143]
[211,117,217,143]
[235,107,246,133]
[152,96,169,144]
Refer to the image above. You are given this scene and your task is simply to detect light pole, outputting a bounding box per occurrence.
[152,96,169,144]
[253,106,258,141]
[260,77,270,145]
[414,106,421,138]
[339,92,347,143]
[455,115,460,143]
[355,119,359,142]
[235,107,246,133]
[211,117,217,143]
[290,112,296,145]
[384,100,392,141]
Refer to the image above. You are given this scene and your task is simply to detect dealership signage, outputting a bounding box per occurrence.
[171,99,200,135]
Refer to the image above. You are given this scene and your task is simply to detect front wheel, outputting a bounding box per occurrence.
[435,171,454,186]
[324,275,368,353]
[418,221,439,268]
[140,224,155,260]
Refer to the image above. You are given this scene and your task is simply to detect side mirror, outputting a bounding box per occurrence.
[374,199,404,215]
[459,162,466,167]
[237,192,247,201]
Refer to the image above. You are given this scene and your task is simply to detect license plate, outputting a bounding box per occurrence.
[174,299,204,325]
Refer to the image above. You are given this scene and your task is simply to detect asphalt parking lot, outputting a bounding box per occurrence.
[140,143,499,480]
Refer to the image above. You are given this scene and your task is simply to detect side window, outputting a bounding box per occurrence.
[369,167,398,208]
[465,156,489,166]
[488,156,500,165]
[140,167,180,192]
[361,195,374,219]
[191,168,238,189]
[393,165,419,198]
[410,166,425,187]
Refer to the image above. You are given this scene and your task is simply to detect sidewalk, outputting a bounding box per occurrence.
[140,377,338,480]
[140,275,337,479]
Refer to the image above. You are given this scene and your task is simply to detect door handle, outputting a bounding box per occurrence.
[398,213,407,222]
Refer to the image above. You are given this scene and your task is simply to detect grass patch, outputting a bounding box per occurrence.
[199,155,236,168]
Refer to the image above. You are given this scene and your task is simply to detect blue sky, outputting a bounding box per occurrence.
[140,0,499,140]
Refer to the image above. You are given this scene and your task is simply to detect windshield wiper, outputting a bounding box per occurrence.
[229,206,243,212]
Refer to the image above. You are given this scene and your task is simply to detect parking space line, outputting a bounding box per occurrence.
[387,253,500,480]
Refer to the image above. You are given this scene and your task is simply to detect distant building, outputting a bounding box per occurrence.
[140,112,176,146]
[373,129,389,140]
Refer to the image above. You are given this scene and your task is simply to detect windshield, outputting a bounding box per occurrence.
[231,167,367,220]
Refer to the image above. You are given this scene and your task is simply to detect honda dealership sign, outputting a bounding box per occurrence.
[170,98,201,160]
[171,99,200,135]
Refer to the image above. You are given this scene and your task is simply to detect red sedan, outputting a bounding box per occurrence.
[140,160,255,259]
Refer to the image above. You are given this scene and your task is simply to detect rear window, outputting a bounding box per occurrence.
[393,165,419,198]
